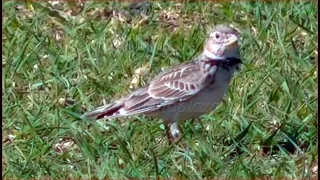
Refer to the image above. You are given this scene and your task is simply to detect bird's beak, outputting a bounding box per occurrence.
[225,34,239,48]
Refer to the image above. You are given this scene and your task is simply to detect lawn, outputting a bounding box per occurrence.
[3,1,318,179]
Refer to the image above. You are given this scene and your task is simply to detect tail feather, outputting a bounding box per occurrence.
[81,101,126,120]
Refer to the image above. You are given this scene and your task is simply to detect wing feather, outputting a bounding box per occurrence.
[121,62,217,113]
[148,63,205,100]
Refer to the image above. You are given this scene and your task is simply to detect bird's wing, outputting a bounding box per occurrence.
[123,61,216,113]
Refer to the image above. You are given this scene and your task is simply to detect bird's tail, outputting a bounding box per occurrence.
[81,100,127,120]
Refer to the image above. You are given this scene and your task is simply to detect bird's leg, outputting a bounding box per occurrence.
[170,122,190,151]
[169,122,181,140]
[165,122,182,144]
[164,123,174,144]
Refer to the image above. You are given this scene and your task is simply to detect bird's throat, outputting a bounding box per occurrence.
[200,54,242,74]
[203,49,225,60]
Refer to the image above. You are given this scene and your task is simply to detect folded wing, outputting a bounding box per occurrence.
[81,62,217,120]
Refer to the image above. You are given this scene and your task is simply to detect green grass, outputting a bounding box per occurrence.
[3,1,317,179]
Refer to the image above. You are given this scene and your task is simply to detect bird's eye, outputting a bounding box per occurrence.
[214,32,220,39]
[210,32,221,39]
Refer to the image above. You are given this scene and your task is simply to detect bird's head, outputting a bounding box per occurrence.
[204,24,241,62]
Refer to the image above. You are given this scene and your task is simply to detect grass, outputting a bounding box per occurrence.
[3,1,318,179]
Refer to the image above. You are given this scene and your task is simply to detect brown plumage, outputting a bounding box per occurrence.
[81,24,242,142]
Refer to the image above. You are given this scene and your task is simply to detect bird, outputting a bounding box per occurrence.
[81,24,242,143]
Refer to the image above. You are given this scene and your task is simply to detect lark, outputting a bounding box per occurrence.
[81,24,242,142]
